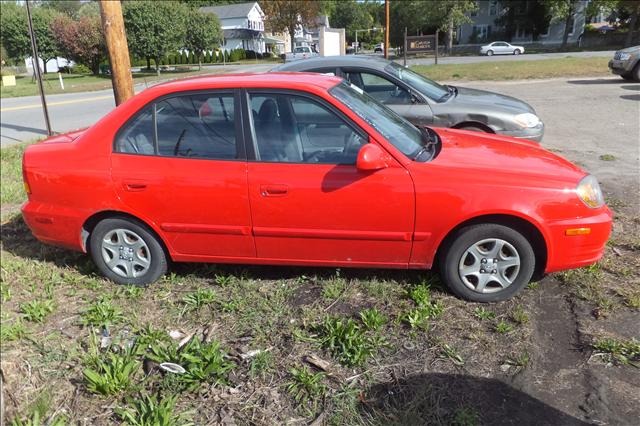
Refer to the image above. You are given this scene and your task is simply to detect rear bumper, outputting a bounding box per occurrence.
[544,208,613,273]
[21,201,85,252]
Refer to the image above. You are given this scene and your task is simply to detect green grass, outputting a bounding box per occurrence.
[1,141,31,206]
[411,57,610,81]
[593,338,640,367]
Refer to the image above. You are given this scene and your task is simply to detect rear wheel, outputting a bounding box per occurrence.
[90,217,167,286]
[633,63,640,82]
[514,49,521,55]
[439,224,535,302]
[487,50,494,56]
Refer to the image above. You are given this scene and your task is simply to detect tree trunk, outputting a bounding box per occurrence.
[625,6,639,47]
[42,58,48,74]
[447,16,454,55]
[289,24,296,53]
[91,60,100,75]
[154,57,160,76]
[146,57,151,70]
[561,4,575,49]
[198,54,202,70]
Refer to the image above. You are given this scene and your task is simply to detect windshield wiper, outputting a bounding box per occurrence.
[438,85,456,102]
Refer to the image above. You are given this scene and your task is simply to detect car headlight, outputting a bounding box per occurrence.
[514,113,541,128]
[619,52,631,60]
[576,175,604,209]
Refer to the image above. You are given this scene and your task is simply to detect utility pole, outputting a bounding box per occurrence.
[384,0,390,59]
[99,0,134,106]
[26,0,52,136]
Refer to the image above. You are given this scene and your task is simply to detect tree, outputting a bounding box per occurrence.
[123,1,189,75]
[185,9,221,70]
[0,2,31,63]
[261,0,321,52]
[587,0,640,46]
[544,0,579,48]
[432,1,478,54]
[496,1,550,42]
[50,13,106,75]
[31,6,63,73]
[41,0,83,18]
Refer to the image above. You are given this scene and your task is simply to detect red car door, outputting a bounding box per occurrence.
[110,91,255,260]
[245,90,414,267]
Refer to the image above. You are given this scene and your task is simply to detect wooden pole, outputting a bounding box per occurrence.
[99,0,134,106]
[26,0,52,136]
[384,0,390,59]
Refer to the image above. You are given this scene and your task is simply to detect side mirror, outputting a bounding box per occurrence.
[356,144,389,171]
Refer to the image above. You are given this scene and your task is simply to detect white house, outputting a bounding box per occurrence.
[200,2,266,53]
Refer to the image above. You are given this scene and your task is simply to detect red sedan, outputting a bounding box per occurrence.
[21,73,612,302]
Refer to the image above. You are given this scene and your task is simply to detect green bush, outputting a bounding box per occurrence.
[71,64,91,74]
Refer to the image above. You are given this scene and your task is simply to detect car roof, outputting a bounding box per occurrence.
[273,55,392,72]
[148,72,343,94]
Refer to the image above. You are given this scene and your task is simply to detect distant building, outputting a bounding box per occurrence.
[457,0,587,45]
[201,2,266,53]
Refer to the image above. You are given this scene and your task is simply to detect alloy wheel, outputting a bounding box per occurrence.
[101,228,151,278]
[458,238,520,293]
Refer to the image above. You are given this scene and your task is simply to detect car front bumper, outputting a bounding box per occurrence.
[608,59,633,75]
[544,208,613,274]
[498,122,545,143]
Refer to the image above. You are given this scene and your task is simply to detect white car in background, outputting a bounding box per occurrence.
[480,42,525,56]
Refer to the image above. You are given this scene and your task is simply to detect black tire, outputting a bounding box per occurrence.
[633,63,640,82]
[513,49,521,55]
[457,125,490,133]
[90,217,168,286]
[438,224,535,302]
[621,74,634,81]
[487,50,494,56]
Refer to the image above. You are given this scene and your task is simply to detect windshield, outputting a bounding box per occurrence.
[294,47,308,53]
[330,81,428,160]
[385,61,449,101]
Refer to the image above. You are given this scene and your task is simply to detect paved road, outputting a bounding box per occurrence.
[0,63,273,147]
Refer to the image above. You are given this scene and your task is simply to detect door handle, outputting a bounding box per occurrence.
[260,184,288,197]
[124,182,147,192]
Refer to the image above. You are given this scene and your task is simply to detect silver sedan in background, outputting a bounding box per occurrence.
[480,42,525,56]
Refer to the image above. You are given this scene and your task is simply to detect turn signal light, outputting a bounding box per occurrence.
[565,228,591,236]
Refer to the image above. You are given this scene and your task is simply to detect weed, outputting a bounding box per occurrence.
[20,299,55,323]
[322,273,347,300]
[509,305,529,325]
[439,343,464,366]
[593,338,640,367]
[318,316,375,366]
[451,407,480,426]
[10,412,67,426]
[148,338,235,391]
[1,282,11,302]
[214,274,235,287]
[359,308,387,332]
[1,316,27,343]
[599,154,616,161]
[83,351,139,396]
[401,308,431,330]
[408,283,431,306]
[82,297,125,328]
[526,281,539,290]
[219,299,241,313]
[116,394,191,426]
[181,288,216,313]
[505,351,530,372]
[249,350,274,379]
[116,285,144,300]
[615,289,640,309]
[286,365,326,407]
[494,321,514,334]
[473,307,496,320]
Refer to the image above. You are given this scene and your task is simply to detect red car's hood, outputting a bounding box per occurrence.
[431,128,586,184]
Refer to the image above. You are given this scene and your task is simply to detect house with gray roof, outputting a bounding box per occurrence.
[201,2,266,53]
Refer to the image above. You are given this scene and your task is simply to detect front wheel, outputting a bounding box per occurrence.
[90,217,168,286]
[514,49,521,55]
[439,224,535,302]
[487,50,494,56]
